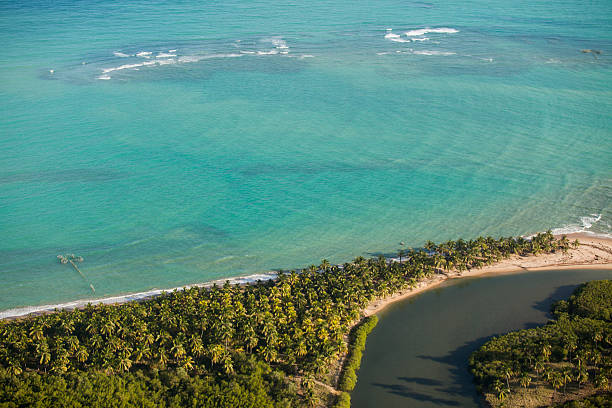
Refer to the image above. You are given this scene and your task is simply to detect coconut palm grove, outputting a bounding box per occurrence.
[3,232,609,407]
[470,280,612,406]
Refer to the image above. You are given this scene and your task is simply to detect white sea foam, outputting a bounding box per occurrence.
[176,54,242,63]
[413,50,456,56]
[384,32,411,43]
[97,74,111,80]
[0,272,278,320]
[550,214,611,237]
[178,55,202,63]
[411,37,430,42]
[299,54,314,59]
[206,53,242,59]
[271,38,289,50]
[168,49,177,53]
[405,27,459,36]
[256,37,290,54]
[136,51,152,58]
[156,52,177,58]
[113,51,131,58]
[157,58,176,65]
[101,61,156,73]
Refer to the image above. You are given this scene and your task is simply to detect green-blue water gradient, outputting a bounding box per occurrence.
[1,0,611,313]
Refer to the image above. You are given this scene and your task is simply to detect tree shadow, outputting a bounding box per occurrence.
[371,382,461,406]
[397,377,443,386]
[367,338,491,406]
[532,284,578,315]
[413,336,499,406]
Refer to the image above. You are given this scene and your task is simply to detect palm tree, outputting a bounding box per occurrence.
[75,347,89,364]
[493,379,508,402]
[209,344,224,366]
[561,369,572,395]
[502,364,514,390]
[181,356,194,371]
[118,353,132,372]
[157,349,168,368]
[519,373,531,390]
[222,353,234,375]
[575,368,588,390]
[549,372,564,403]
[29,325,44,343]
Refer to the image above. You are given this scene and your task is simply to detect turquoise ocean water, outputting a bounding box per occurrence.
[1,0,611,316]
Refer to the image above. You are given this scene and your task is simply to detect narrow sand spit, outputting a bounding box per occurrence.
[364,233,612,317]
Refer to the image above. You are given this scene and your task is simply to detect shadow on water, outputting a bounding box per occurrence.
[411,336,490,406]
[368,338,497,406]
[532,284,577,314]
[371,381,461,406]
[352,270,612,408]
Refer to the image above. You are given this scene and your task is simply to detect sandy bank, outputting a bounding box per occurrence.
[363,233,612,317]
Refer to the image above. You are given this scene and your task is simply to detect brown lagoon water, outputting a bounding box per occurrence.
[351,268,612,408]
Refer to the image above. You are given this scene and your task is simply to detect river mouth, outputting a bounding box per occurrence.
[351,268,612,408]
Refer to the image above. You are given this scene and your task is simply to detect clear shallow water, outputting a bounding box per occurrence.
[1,0,611,313]
[351,268,612,408]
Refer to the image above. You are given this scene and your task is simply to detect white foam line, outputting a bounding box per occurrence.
[156,53,177,58]
[101,53,244,77]
[0,272,279,319]
[385,32,411,43]
[413,50,456,56]
[522,214,611,239]
[102,61,156,73]
[550,214,609,236]
[405,27,459,36]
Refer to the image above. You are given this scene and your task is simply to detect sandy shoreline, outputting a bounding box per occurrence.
[363,233,612,317]
[3,233,611,321]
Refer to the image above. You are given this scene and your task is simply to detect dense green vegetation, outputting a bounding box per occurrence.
[0,232,574,406]
[470,280,612,406]
[554,393,611,408]
[331,392,351,408]
[562,280,612,322]
[0,357,295,408]
[338,316,378,392]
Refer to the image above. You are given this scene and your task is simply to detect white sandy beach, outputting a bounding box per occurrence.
[364,233,612,317]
